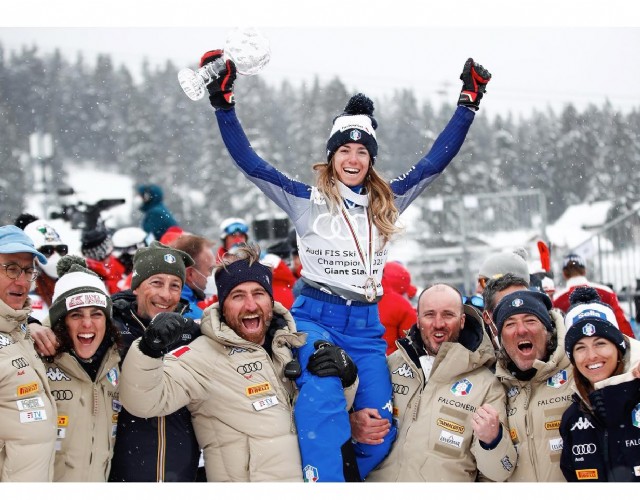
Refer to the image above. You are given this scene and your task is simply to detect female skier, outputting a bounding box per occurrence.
[201,49,491,481]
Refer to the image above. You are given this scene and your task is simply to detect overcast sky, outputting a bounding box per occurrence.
[2,1,640,120]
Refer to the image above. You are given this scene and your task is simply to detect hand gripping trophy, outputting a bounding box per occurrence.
[178,27,271,101]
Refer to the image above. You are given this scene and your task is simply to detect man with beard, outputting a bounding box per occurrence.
[361,284,516,482]
[492,289,573,481]
[118,245,357,481]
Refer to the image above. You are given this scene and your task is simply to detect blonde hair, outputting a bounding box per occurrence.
[312,160,400,247]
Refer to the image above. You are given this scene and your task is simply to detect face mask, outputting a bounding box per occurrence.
[193,268,217,299]
[203,275,217,299]
[39,253,61,278]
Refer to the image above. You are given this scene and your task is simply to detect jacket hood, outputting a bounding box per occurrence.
[138,184,164,211]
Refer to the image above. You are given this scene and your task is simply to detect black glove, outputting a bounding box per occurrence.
[199,49,237,110]
[307,340,357,388]
[457,58,491,110]
[139,312,187,358]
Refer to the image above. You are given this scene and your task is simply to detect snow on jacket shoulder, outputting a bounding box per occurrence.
[368,305,517,482]
[0,299,57,481]
[120,302,307,482]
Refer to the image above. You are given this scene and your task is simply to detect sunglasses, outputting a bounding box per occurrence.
[38,245,69,258]
[463,295,484,309]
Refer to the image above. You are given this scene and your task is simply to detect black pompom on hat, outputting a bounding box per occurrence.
[326,93,378,165]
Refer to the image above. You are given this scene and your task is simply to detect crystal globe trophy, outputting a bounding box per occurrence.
[178,27,271,101]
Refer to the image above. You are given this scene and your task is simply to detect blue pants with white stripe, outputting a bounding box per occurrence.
[291,291,397,482]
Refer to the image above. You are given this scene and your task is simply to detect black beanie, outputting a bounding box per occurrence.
[130,241,194,290]
[81,229,113,262]
[326,93,378,165]
[564,286,626,362]
[493,289,553,337]
[215,259,273,312]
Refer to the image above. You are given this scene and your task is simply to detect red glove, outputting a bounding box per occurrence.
[200,49,237,109]
[458,58,491,110]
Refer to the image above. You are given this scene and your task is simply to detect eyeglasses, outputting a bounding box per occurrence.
[463,295,484,309]
[38,245,69,258]
[0,263,39,282]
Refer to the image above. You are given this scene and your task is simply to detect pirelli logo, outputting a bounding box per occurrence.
[57,415,69,427]
[437,418,465,434]
[576,469,598,480]
[510,428,519,442]
[545,420,561,431]
[245,382,271,397]
[17,382,39,397]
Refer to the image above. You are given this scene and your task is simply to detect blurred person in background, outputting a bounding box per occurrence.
[554,253,634,337]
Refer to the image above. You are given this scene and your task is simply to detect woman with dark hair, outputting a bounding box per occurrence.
[560,287,640,482]
[198,48,491,481]
[44,255,122,482]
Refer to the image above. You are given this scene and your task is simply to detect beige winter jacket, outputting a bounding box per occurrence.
[119,303,307,482]
[368,305,517,482]
[0,298,57,481]
[495,309,573,482]
[45,345,121,481]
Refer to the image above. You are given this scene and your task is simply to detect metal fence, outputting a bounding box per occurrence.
[394,189,548,296]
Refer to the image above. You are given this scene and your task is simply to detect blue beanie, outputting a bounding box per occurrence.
[493,289,553,337]
[215,258,273,311]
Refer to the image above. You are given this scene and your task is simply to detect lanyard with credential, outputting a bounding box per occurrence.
[339,204,377,303]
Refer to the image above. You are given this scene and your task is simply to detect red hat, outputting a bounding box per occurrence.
[381,261,417,299]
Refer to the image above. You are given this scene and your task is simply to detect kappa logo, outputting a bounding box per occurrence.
[392,363,414,379]
[570,417,595,431]
[382,400,393,413]
[46,367,71,382]
[0,334,13,347]
[11,357,29,369]
[228,347,249,356]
